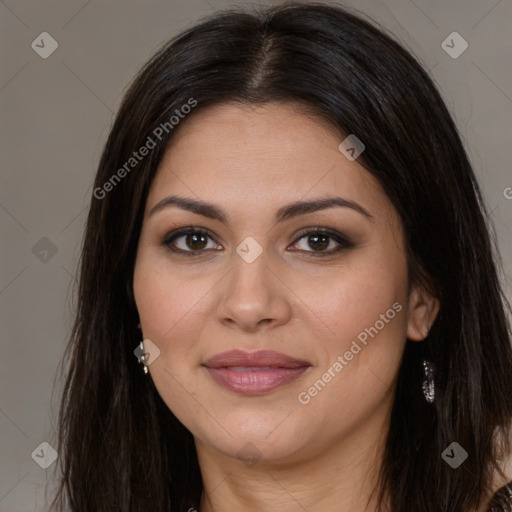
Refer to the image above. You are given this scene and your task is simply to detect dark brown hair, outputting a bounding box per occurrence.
[50,2,512,511]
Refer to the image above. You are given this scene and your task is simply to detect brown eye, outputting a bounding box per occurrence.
[184,232,208,250]
[291,229,354,255]
[162,228,221,253]
[306,233,330,251]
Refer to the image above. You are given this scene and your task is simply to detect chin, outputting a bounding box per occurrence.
[192,412,313,464]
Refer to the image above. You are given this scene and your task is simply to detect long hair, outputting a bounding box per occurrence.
[50,2,512,511]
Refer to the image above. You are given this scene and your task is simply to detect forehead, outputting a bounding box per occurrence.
[147,102,394,224]
[162,101,343,163]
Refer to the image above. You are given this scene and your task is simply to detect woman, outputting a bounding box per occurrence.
[51,2,512,511]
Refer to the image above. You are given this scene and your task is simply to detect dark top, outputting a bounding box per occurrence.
[488,480,512,511]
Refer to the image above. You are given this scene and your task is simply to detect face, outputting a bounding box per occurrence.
[133,102,436,465]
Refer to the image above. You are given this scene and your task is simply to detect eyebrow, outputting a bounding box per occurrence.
[149,195,374,223]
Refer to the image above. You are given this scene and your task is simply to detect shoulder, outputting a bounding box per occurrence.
[486,430,512,511]
[487,452,512,512]
[487,480,512,512]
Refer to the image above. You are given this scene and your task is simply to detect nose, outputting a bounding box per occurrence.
[215,247,292,333]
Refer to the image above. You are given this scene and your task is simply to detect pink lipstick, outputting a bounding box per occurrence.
[203,349,311,395]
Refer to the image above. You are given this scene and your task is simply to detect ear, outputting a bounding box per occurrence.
[406,284,440,341]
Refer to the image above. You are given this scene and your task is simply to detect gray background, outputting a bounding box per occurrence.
[1,0,511,510]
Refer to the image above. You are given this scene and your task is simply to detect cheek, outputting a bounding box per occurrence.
[293,247,409,417]
[132,257,210,390]
[134,253,206,338]
[297,245,409,352]
[133,256,209,425]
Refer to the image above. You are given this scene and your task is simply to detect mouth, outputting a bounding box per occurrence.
[202,349,311,395]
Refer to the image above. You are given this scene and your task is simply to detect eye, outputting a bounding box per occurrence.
[161,227,221,254]
[290,228,354,256]
[160,226,354,257]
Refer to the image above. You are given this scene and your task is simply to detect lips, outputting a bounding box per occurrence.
[203,349,311,395]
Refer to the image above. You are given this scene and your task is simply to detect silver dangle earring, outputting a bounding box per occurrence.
[421,326,435,403]
[137,341,149,374]
[422,359,435,403]
[135,323,148,374]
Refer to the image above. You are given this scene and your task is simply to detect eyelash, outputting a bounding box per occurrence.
[160,226,354,257]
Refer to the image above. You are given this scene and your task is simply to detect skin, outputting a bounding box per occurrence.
[133,102,440,512]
